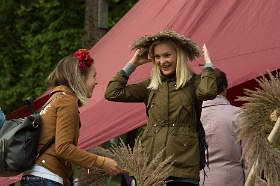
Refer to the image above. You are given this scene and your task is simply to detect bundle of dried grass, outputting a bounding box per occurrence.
[77,147,112,186]
[236,71,280,185]
[77,139,174,186]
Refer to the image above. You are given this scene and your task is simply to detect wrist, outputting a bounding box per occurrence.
[204,63,215,70]
[122,62,136,76]
[129,60,138,67]
[99,156,105,167]
[96,156,106,167]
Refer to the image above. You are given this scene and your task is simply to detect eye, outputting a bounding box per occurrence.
[164,53,171,58]
[154,55,160,59]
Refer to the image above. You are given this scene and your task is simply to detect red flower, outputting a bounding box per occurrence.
[73,49,93,74]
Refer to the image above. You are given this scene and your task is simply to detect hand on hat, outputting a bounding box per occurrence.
[203,44,212,64]
[129,49,151,67]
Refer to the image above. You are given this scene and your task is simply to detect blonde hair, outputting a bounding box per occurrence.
[46,56,90,106]
[148,40,194,90]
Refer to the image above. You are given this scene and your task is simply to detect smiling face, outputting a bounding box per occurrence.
[153,41,177,75]
[82,64,98,98]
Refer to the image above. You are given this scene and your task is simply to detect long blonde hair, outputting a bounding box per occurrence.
[148,40,194,90]
[46,56,90,106]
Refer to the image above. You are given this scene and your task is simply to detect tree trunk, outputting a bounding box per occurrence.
[83,0,108,49]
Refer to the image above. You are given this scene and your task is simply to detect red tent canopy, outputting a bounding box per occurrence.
[2,0,280,184]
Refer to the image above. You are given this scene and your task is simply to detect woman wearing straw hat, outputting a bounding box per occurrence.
[105,30,217,186]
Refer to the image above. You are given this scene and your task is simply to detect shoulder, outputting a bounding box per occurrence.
[139,78,151,86]
[49,86,79,109]
[232,106,241,114]
[191,74,202,87]
[57,94,78,105]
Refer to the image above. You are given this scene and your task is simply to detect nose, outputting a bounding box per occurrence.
[160,57,165,64]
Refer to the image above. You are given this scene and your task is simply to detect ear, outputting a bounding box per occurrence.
[81,74,87,82]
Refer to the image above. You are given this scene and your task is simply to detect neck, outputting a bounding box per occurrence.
[219,89,227,97]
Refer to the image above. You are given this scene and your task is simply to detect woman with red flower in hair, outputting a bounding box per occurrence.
[21,49,122,186]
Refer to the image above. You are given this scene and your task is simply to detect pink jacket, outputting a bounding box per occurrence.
[199,95,248,186]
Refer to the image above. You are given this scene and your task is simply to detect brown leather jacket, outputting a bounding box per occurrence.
[35,85,97,185]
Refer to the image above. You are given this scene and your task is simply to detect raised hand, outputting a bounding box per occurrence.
[202,44,212,64]
[130,49,151,67]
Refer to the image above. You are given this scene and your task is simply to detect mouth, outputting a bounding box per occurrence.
[161,64,171,70]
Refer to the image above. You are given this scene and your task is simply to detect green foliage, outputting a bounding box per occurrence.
[0,0,85,113]
[0,0,137,114]
[108,0,138,28]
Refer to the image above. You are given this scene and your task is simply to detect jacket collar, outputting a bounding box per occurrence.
[161,72,176,82]
[50,85,77,99]
[202,95,230,108]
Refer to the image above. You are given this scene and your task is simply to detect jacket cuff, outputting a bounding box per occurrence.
[203,66,215,72]
[122,62,136,76]
[119,70,129,80]
[204,63,215,70]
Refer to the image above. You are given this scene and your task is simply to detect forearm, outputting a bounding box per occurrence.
[122,62,136,76]
[105,71,150,103]
[197,69,217,100]
[104,72,128,101]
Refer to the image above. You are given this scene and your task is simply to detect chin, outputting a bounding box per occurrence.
[162,71,173,75]
[161,68,175,75]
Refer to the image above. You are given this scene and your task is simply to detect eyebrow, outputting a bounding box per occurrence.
[154,52,171,55]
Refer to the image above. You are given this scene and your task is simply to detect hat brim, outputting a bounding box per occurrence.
[130,30,201,61]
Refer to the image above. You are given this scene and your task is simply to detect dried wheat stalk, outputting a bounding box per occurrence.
[77,138,174,186]
[77,147,112,186]
[236,71,280,186]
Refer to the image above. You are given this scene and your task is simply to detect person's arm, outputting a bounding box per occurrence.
[196,44,217,100]
[104,49,151,102]
[54,95,122,175]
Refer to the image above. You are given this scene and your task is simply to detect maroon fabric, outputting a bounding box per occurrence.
[2,0,280,184]
[5,94,50,120]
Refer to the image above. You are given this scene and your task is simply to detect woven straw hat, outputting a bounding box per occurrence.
[130,30,201,61]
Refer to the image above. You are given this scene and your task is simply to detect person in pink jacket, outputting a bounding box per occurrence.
[199,68,249,186]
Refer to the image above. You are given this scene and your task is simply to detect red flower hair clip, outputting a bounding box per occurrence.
[73,49,93,74]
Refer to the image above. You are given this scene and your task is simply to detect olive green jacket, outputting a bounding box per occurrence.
[105,68,217,180]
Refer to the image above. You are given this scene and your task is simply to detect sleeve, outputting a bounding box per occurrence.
[104,72,150,103]
[54,95,97,169]
[196,67,217,101]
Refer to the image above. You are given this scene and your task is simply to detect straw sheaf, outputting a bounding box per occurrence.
[130,30,201,61]
[235,71,280,186]
[77,138,174,186]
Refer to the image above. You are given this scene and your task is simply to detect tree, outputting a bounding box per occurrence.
[0,0,85,114]
[0,0,138,185]
[0,0,137,114]
[83,0,107,49]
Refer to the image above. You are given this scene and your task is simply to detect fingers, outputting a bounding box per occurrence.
[202,44,212,64]
[202,43,207,50]
[116,165,123,174]
[130,49,150,67]
[107,166,122,176]
[102,158,122,176]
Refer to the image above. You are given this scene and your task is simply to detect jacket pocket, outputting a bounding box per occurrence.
[166,134,199,167]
